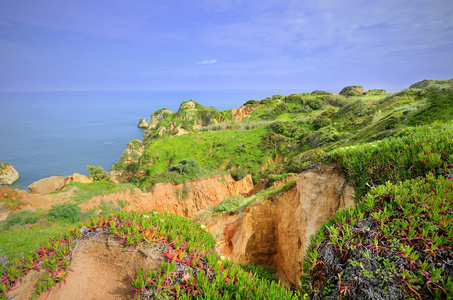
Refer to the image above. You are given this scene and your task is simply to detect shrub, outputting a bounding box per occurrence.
[243,100,260,106]
[87,166,111,182]
[260,97,273,105]
[168,159,201,177]
[311,90,332,95]
[308,98,323,110]
[231,168,247,181]
[47,203,81,223]
[312,115,332,130]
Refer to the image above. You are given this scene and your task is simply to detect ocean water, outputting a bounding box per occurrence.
[0,89,290,191]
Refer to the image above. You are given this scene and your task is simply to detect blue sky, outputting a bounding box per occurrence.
[0,0,452,92]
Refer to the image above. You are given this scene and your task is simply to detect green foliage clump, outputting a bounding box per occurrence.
[312,115,332,130]
[168,159,201,177]
[243,99,260,106]
[47,203,81,223]
[367,89,386,95]
[212,195,245,213]
[2,209,42,230]
[311,90,332,95]
[87,165,111,182]
[302,174,453,299]
[230,168,247,181]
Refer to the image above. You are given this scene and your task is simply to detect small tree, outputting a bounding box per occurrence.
[87,165,111,182]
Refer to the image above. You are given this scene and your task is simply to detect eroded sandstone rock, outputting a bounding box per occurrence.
[0,163,19,185]
[81,174,254,218]
[137,118,148,128]
[231,104,264,121]
[222,164,355,286]
[28,173,91,194]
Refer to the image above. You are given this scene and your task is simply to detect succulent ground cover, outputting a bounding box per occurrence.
[301,124,453,299]
[1,210,297,299]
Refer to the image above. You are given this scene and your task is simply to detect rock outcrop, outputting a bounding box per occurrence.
[137,118,148,128]
[339,86,364,96]
[0,162,19,185]
[81,174,253,218]
[28,173,91,194]
[219,164,354,286]
[231,104,264,121]
[28,176,69,194]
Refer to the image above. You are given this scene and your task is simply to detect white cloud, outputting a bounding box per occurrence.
[198,59,218,65]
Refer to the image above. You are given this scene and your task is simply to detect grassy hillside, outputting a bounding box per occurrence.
[113,80,453,190]
[300,123,453,299]
[1,79,452,299]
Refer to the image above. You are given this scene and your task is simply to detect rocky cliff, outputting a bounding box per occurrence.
[199,164,354,287]
[0,162,19,185]
[231,104,264,121]
[81,174,253,218]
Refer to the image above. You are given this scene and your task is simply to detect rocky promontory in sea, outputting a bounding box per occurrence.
[0,162,19,185]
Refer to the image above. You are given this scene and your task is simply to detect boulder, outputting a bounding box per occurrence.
[68,173,92,184]
[28,176,69,194]
[0,162,19,185]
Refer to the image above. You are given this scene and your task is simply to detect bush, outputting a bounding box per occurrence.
[243,100,260,106]
[231,168,247,181]
[308,98,323,110]
[313,115,332,130]
[87,166,111,182]
[311,90,332,95]
[47,203,81,223]
[168,159,201,177]
[260,97,273,105]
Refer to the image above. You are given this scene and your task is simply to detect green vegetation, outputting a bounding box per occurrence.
[1,211,297,299]
[87,165,111,181]
[2,79,453,299]
[302,174,453,299]
[0,162,8,173]
[300,122,453,299]
[0,186,24,211]
[65,181,134,204]
[47,203,81,223]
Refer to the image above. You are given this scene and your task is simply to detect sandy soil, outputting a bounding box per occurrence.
[9,231,163,300]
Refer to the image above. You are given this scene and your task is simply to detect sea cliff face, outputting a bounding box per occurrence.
[81,174,253,218]
[0,162,19,185]
[197,164,355,287]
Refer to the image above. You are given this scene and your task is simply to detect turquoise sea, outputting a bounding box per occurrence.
[0,89,295,191]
